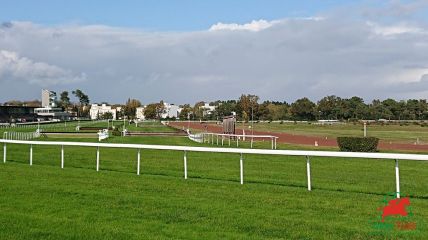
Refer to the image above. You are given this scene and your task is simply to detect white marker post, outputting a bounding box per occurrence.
[30,144,33,166]
[137,149,141,175]
[306,156,311,191]
[395,159,400,198]
[240,153,244,185]
[3,143,6,163]
[96,147,100,172]
[364,122,367,137]
[184,151,188,179]
[61,145,64,169]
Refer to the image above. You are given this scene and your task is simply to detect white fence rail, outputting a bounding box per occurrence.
[199,132,279,149]
[188,133,204,143]
[1,139,428,198]
[2,131,41,140]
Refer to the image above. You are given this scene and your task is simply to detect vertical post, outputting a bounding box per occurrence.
[184,151,188,179]
[237,136,239,147]
[229,136,231,146]
[306,156,311,191]
[274,138,277,150]
[271,138,274,149]
[3,143,6,163]
[240,153,244,185]
[395,159,400,198]
[364,122,367,137]
[222,136,224,146]
[217,135,219,145]
[30,144,33,166]
[61,145,64,169]
[137,149,141,175]
[96,147,100,172]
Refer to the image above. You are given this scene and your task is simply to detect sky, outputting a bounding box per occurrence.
[1,0,428,104]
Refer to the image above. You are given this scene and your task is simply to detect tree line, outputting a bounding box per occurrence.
[183,95,428,122]
[4,92,428,121]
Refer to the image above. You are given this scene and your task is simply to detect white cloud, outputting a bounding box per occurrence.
[0,50,86,86]
[1,16,428,103]
[209,19,280,32]
[367,21,425,35]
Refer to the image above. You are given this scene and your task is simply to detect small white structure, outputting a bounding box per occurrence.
[97,129,109,141]
[90,104,117,120]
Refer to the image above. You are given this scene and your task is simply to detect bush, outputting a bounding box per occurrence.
[337,137,379,152]
[112,129,121,136]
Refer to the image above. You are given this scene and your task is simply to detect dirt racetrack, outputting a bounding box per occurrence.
[169,122,428,152]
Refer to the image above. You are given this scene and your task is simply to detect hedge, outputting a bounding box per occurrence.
[337,137,379,152]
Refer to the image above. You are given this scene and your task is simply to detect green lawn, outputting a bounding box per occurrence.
[0,135,427,239]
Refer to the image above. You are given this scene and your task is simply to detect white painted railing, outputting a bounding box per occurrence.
[199,132,279,149]
[188,133,204,143]
[2,131,41,140]
[1,139,428,198]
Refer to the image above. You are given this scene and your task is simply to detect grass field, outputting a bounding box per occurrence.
[1,133,427,239]
[235,122,428,144]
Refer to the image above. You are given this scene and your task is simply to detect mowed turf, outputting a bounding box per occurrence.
[0,135,427,239]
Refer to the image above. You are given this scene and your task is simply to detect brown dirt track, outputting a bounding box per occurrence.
[169,122,428,152]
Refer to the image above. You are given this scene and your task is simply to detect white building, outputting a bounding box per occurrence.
[35,89,70,120]
[136,107,145,120]
[90,104,117,120]
[200,103,216,117]
[162,103,181,119]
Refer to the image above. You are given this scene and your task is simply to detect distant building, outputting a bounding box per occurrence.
[0,106,37,123]
[136,107,145,120]
[200,103,216,117]
[162,103,181,119]
[35,89,70,120]
[41,89,57,108]
[90,104,117,120]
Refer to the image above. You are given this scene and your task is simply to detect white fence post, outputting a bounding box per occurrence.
[137,149,141,175]
[237,137,239,147]
[306,156,311,191]
[96,147,100,172]
[240,153,244,185]
[61,145,64,169]
[184,150,188,179]
[395,159,400,198]
[30,144,33,166]
[274,138,277,150]
[3,143,6,163]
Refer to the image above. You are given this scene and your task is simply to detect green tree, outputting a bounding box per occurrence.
[237,94,259,122]
[123,98,141,119]
[59,91,70,109]
[290,97,316,120]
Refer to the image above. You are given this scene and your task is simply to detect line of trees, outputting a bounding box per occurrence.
[190,95,428,122]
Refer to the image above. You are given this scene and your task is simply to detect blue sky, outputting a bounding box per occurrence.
[1,0,428,104]
[0,0,355,30]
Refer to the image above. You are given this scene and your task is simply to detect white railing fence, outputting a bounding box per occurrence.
[1,139,428,199]
[2,131,41,140]
[188,133,204,143]
[196,132,279,149]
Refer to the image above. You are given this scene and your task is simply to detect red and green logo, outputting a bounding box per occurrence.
[371,192,416,231]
